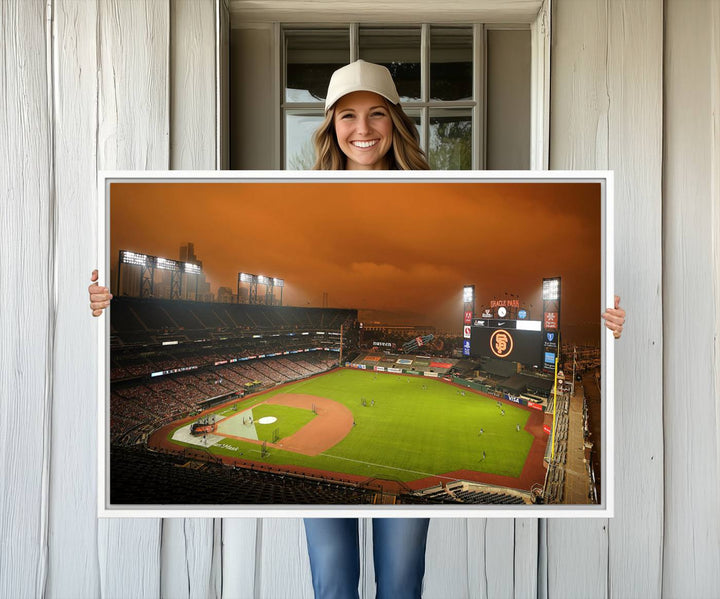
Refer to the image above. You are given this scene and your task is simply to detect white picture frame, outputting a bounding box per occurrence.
[97,170,614,518]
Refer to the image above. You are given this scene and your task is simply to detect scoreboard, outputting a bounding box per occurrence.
[467,319,544,365]
[461,278,560,369]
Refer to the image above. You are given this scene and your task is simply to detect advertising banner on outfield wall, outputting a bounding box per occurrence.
[504,393,526,405]
[375,366,386,372]
[388,367,403,374]
[430,361,453,369]
[424,371,439,378]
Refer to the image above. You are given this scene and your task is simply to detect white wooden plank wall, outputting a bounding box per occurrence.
[424,519,471,598]
[513,519,539,598]
[259,519,314,598]
[663,1,720,596]
[549,1,664,598]
[95,0,168,596]
[605,2,664,597]
[4,0,720,597]
[47,1,101,597]
[218,0,230,170]
[221,519,258,598]
[170,0,216,171]
[0,1,52,598]
[163,2,220,598]
[548,3,610,594]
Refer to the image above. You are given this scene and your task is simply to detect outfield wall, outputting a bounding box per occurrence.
[346,362,446,378]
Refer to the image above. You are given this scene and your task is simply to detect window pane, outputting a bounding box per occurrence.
[429,109,472,170]
[285,112,324,169]
[402,109,423,148]
[430,27,473,101]
[359,28,421,102]
[285,30,349,103]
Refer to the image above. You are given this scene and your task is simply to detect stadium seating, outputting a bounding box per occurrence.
[110,296,356,338]
[109,352,338,443]
[401,482,532,505]
[542,390,570,503]
[110,446,374,505]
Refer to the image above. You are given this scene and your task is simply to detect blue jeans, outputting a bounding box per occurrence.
[303,518,430,599]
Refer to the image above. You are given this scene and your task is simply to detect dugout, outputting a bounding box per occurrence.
[197,389,238,409]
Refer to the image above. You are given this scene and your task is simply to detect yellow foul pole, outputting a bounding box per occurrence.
[551,355,559,461]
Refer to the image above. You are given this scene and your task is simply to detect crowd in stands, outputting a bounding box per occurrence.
[111,335,345,382]
[110,352,338,444]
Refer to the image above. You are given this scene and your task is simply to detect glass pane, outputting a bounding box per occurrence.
[285,30,349,103]
[429,109,472,170]
[403,109,423,148]
[430,27,473,101]
[359,28,421,102]
[285,112,324,169]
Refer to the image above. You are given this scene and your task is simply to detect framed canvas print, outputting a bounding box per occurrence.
[97,171,614,518]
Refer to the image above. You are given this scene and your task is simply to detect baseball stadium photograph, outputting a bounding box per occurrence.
[104,176,608,510]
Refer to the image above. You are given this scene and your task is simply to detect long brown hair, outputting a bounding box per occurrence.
[312,100,430,170]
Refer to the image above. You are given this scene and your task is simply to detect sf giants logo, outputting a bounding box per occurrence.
[490,329,514,358]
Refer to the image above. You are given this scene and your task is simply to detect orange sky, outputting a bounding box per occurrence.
[110,181,602,341]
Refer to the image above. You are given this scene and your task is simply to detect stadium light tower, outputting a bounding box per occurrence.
[257,275,271,305]
[155,257,182,299]
[542,278,560,301]
[273,278,284,306]
[118,250,154,298]
[238,272,258,304]
[463,285,474,304]
[542,277,562,373]
[184,262,202,300]
[258,275,273,305]
[118,251,204,300]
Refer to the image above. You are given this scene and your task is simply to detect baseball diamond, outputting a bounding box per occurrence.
[149,368,547,490]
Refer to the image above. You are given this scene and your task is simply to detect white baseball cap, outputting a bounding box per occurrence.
[324,60,400,112]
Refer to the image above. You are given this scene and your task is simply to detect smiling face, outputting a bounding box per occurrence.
[333,91,394,170]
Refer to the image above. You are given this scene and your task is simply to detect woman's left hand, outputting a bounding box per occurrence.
[602,295,625,339]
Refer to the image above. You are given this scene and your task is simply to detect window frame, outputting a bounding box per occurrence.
[259,2,550,171]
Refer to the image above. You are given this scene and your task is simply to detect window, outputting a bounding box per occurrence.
[228,23,533,170]
[282,25,527,170]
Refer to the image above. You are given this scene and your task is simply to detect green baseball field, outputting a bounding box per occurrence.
[160,368,541,485]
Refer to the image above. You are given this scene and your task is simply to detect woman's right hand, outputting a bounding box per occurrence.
[89,269,112,317]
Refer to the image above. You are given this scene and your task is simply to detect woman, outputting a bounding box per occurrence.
[89,60,626,599]
[302,60,433,599]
